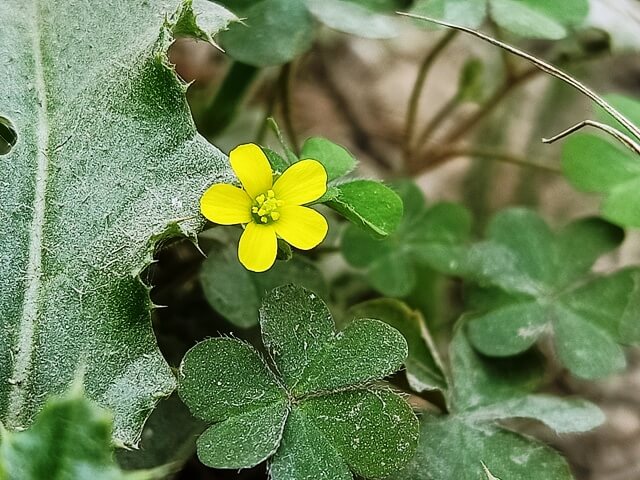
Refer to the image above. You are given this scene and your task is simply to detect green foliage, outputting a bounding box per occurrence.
[178,285,419,479]
[348,299,449,393]
[300,137,358,182]
[392,329,604,480]
[217,0,400,66]
[0,0,236,445]
[200,243,328,328]
[342,181,470,296]
[444,208,638,379]
[0,381,158,480]
[410,0,589,39]
[563,95,640,227]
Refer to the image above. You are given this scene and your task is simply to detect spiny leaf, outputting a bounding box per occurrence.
[341,181,470,296]
[446,208,634,379]
[0,0,236,445]
[0,382,159,480]
[178,285,418,479]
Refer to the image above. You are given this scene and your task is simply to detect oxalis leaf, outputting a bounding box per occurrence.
[342,180,471,296]
[178,284,419,479]
[348,298,449,394]
[0,0,237,445]
[0,380,162,480]
[409,0,589,39]
[562,94,640,228]
[391,328,604,480]
[447,208,638,379]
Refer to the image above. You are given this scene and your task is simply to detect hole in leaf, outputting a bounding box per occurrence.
[0,116,17,155]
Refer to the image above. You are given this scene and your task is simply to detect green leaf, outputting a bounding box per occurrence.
[200,243,328,328]
[0,0,236,445]
[0,382,156,480]
[562,95,640,227]
[392,328,603,480]
[218,0,315,66]
[305,0,399,39]
[448,209,632,379]
[410,0,588,39]
[178,285,418,479]
[300,137,358,182]
[264,147,292,174]
[341,181,470,296]
[327,180,403,237]
[348,299,449,393]
[394,415,574,480]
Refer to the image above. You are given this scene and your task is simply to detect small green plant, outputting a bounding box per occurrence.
[2,0,640,479]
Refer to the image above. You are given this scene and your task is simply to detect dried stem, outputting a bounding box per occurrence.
[543,120,640,155]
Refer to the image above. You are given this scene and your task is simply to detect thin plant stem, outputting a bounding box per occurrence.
[398,12,640,143]
[255,80,278,144]
[414,96,459,151]
[404,30,458,159]
[278,62,300,155]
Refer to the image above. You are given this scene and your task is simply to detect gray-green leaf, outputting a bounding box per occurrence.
[178,285,418,479]
[0,0,236,445]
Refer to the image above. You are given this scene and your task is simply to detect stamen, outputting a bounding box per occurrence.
[251,190,284,224]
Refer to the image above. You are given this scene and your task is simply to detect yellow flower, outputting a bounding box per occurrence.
[200,143,329,272]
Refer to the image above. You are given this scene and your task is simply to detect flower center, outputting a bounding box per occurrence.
[251,190,284,224]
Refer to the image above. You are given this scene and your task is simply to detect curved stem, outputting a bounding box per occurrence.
[404,30,458,159]
[414,96,460,150]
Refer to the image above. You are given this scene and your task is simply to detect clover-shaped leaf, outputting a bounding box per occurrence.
[348,298,449,394]
[391,328,604,480]
[178,285,419,479]
[447,208,638,379]
[342,181,470,296]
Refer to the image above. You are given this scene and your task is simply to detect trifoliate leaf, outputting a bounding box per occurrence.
[200,243,328,328]
[341,181,470,296]
[300,137,358,182]
[409,0,588,39]
[0,0,236,445]
[562,95,640,228]
[178,285,418,479]
[327,180,404,237]
[448,209,634,379]
[305,0,400,39]
[391,328,603,480]
[348,299,449,393]
[0,383,156,480]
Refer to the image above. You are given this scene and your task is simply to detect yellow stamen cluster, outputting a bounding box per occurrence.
[251,189,284,224]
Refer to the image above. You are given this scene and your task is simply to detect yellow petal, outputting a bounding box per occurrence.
[238,222,278,272]
[275,206,328,250]
[272,160,327,206]
[229,143,273,199]
[200,184,252,225]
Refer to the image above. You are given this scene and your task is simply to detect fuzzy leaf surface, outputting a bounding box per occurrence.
[0,384,154,480]
[0,0,236,444]
[178,285,418,479]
